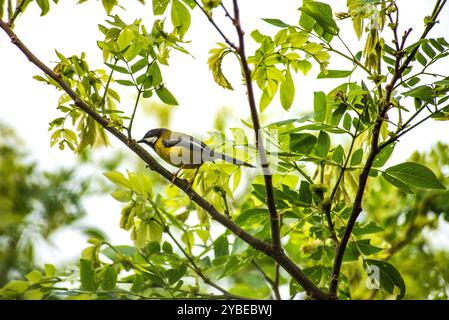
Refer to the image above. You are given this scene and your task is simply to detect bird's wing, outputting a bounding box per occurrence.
[162,132,209,151]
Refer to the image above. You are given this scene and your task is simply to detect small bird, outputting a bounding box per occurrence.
[137,128,254,185]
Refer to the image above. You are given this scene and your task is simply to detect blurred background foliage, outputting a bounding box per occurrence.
[0,122,119,287]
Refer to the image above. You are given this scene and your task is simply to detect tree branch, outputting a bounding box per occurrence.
[0,18,330,300]
[328,0,447,297]
[7,0,25,27]
[230,0,282,253]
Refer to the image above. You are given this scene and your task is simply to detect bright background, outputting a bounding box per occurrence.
[1,0,448,265]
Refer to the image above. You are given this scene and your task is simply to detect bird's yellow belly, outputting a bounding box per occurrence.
[154,141,200,169]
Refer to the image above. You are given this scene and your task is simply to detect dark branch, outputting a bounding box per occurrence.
[230,0,282,253]
[328,0,447,297]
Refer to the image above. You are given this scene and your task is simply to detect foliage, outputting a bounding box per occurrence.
[1,0,449,300]
[0,123,114,288]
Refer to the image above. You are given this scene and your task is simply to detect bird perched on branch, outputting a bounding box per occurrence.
[138,128,255,185]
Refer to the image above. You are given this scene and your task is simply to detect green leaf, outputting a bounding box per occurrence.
[105,63,129,74]
[330,105,346,126]
[131,274,144,293]
[221,255,251,278]
[80,259,96,292]
[407,77,421,87]
[429,38,445,52]
[314,131,330,158]
[36,0,50,16]
[385,162,445,190]
[299,8,316,31]
[343,113,352,131]
[181,0,196,9]
[162,241,173,254]
[124,40,143,61]
[353,221,384,237]
[208,44,234,90]
[102,245,136,261]
[298,181,313,204]
[234,208,269,228]
[214,235,229,258]
[280,69,295,110]
[422,42,436,58]
[382,171,415,194]
[299,1,339,35]
[350,148,363,166]
[290,133,317,155]
[317,69,353,79]
[415,52,428,66]
[101,266,117,291]
[296,60,312,75]
[171,0,191,38]
[131,58,148,73]
[314,91,327,122]
[148,220,163,242]
[332,145,345,165]
[365,259,406,299]
[156,86,179,105]
[104,171,131,189]
[166,264,187,285]
[290,123,347,134]
[153,0,170,15]
[373,143,395,167]
[45,264,56,278]
[403,85,434,103]
[2,281,29,294]
[25,270,42,284]
[101,0,117,14]
[116,79,135,86]
[145,241,161,255]
[149,62,163,86]
[117,28,135,51]
[111,189,133,202]
[260,88,275,112]
[356,239,383,256]
[262,18,290,28]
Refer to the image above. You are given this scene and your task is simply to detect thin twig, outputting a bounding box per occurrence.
[230,0,282,253]
[151,204,248,300]
[7,0,25,27]
[252,261,281,300]
[100,58,118,116]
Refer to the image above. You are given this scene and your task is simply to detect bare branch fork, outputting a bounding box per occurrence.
[0,17,329,299]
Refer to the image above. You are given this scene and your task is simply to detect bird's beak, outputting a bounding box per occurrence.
[137,139,146,144]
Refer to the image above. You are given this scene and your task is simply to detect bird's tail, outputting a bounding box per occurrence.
[213,151,255,168]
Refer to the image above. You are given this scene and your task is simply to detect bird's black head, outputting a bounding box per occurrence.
[137,128,166,148]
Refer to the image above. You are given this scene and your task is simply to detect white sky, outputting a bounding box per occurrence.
[1,0,449,264]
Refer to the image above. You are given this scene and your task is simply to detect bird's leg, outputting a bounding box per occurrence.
[171,165,185,184]
[188,166,201,189]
